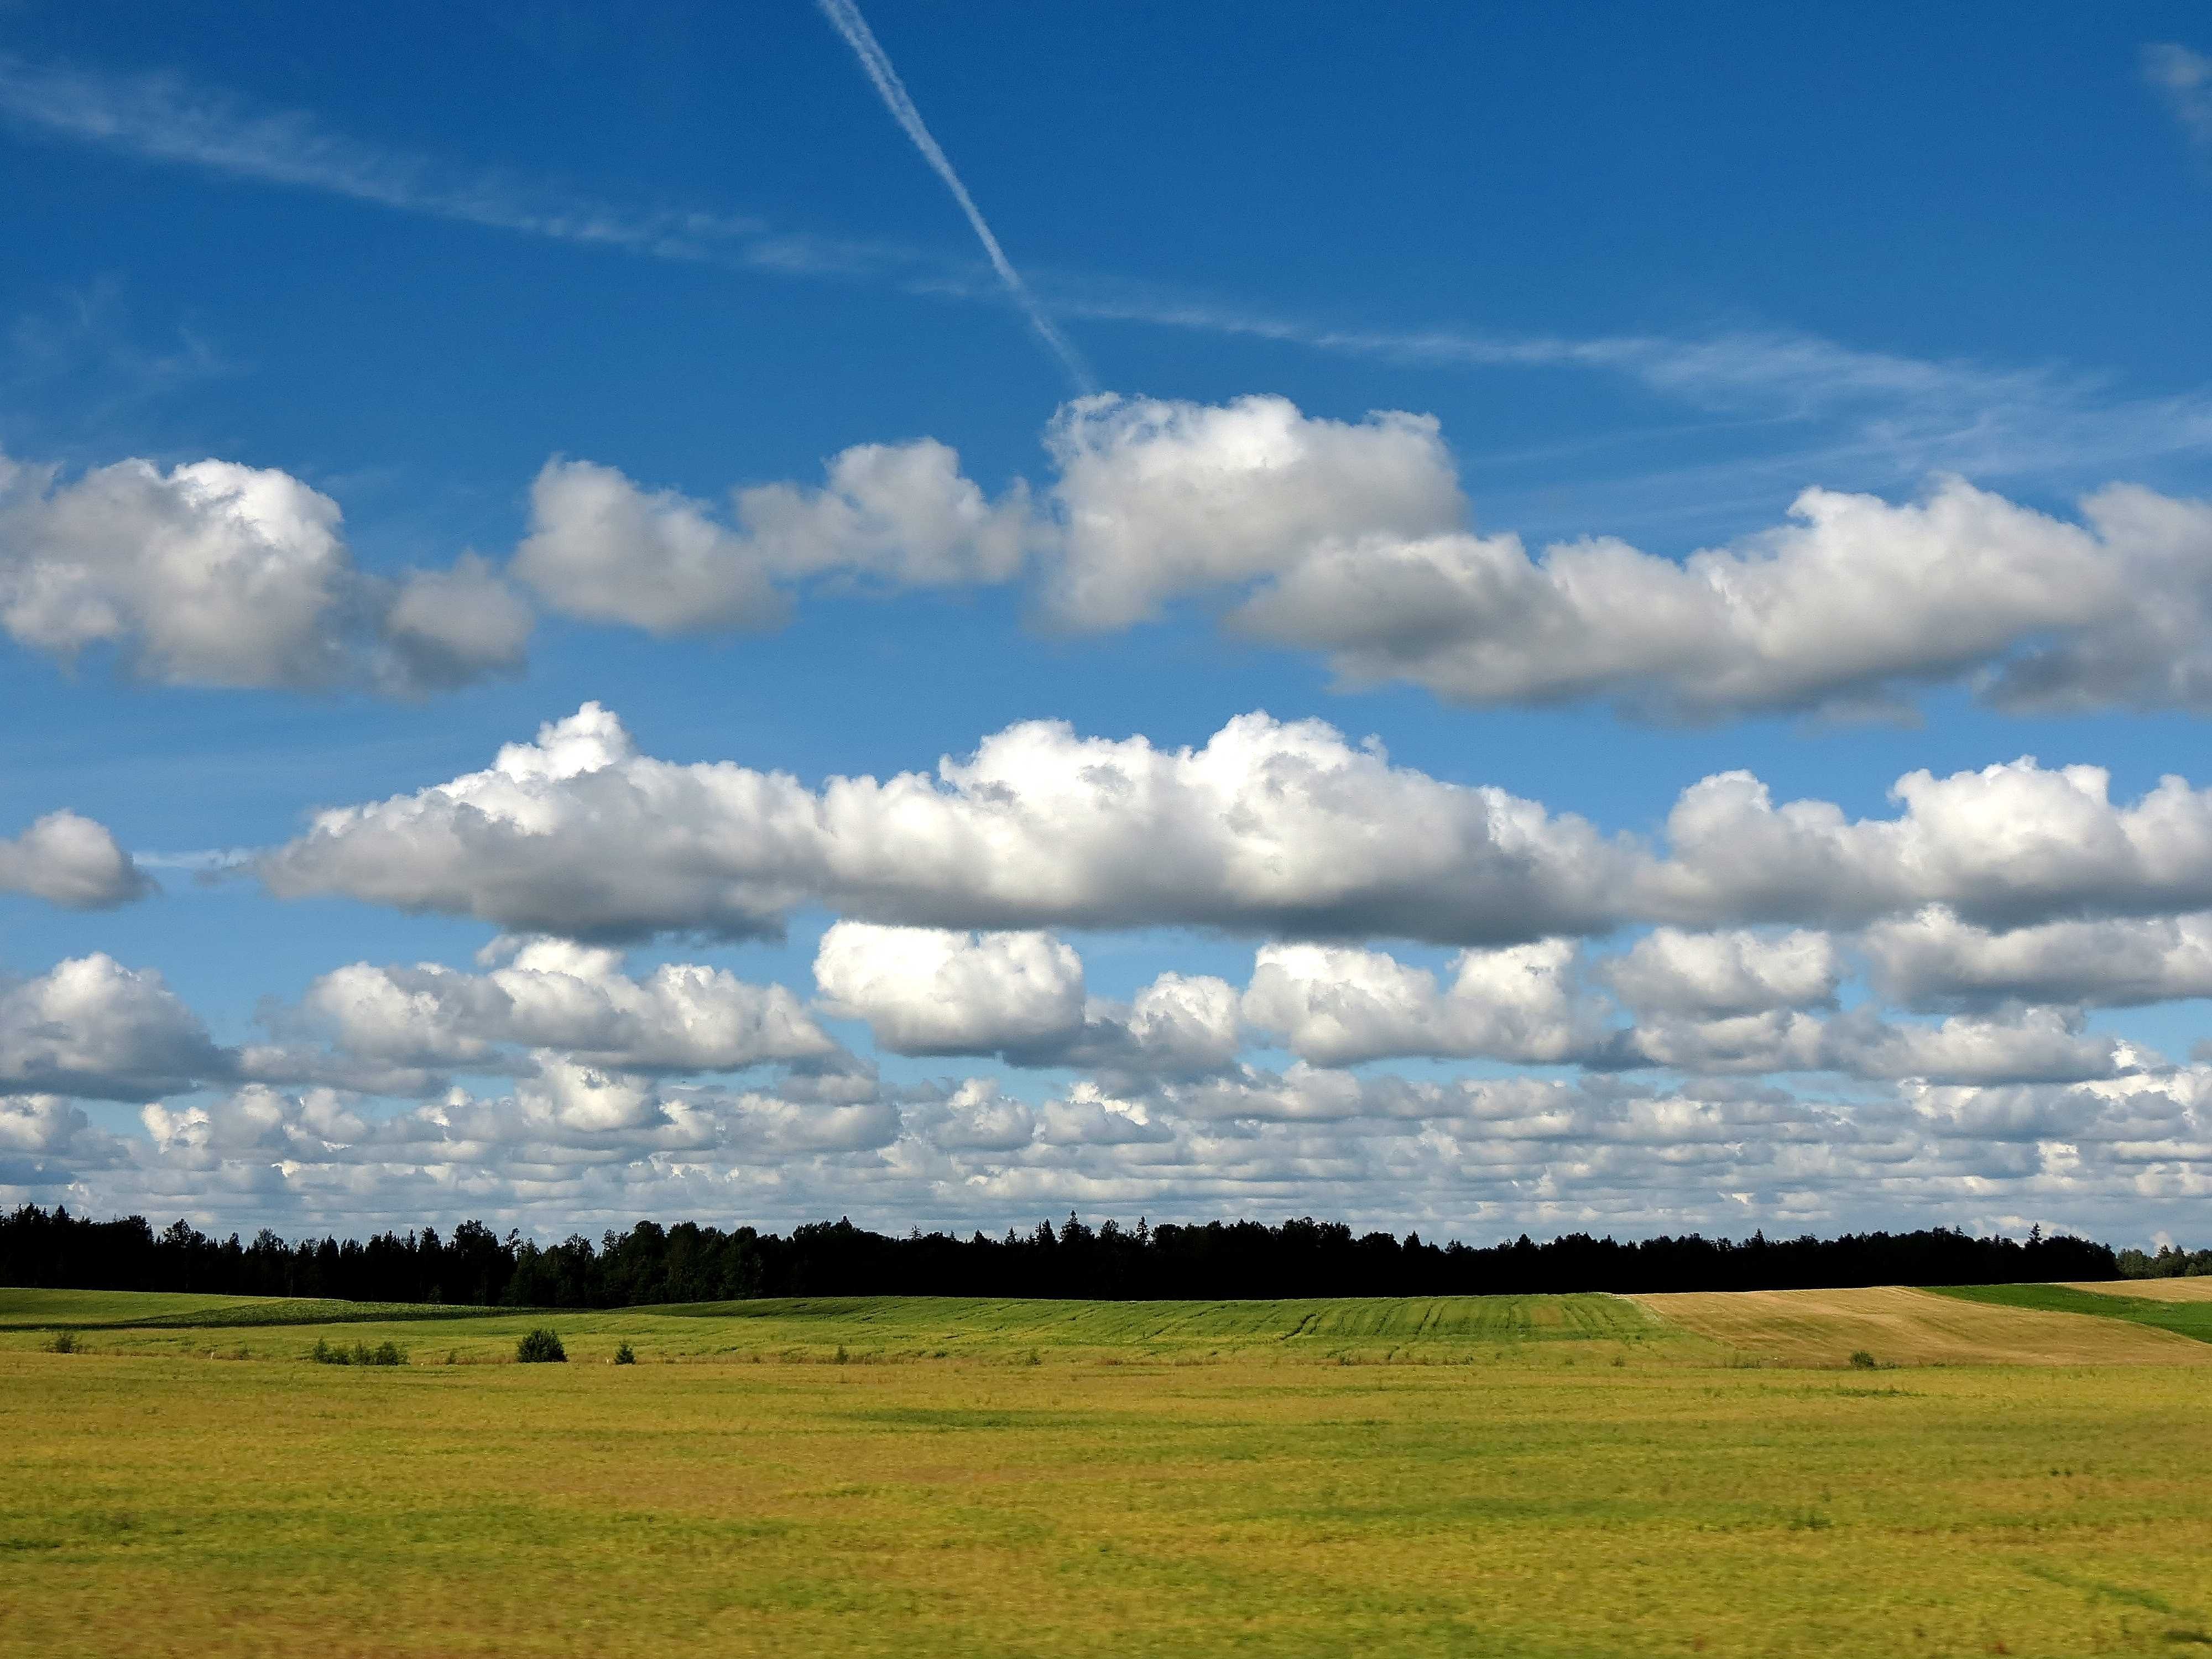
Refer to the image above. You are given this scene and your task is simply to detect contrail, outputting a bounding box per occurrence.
[814,0,1093,391]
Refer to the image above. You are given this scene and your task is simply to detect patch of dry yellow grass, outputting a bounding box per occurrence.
[1636,1284,2212,1367]
[2062,1277,2212,1302]
[6,1343,2212,1657]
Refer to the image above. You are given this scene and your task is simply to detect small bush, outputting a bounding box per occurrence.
[516,1328,567,1364]
[613,1341,636,1365]
[45,1330,78,1354]
[1848,1350,1880,1371]
[312,1337,408,1366]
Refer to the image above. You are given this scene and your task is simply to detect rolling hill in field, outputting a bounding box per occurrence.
[5,1277,2207,1368]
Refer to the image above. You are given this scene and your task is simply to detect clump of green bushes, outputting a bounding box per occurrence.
[45,1330,79,1354]
[613,1341,636,1365]
[515,1328,566,1363]
[1848,1350,1881,1370]
[312,1337,408,1366]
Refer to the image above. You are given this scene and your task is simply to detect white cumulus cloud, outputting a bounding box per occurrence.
[0,811,150,908]
[510,441,1036,633]
[300,937,839,1074]
[0,451,530,693]
[261,703,2212,946]
[0,954,226,1099]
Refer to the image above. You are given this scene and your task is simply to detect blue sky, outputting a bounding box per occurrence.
[3,1,2211,1245]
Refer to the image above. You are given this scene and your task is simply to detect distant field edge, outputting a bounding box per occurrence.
[0,1287,527,1331]
[1929,1281,2212,1348]
[1636,1284,2212,1367]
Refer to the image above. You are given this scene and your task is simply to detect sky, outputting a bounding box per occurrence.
[3,1,2211,1248]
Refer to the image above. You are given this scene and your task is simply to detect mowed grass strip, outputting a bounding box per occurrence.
[0,1288,1679,1366]
[0,1287,512,1332]
[1634,1284,2212,1368]
[2059,1276,2212,1303]
[5,1344,2212,1658]
[1933,1282,2212,1347]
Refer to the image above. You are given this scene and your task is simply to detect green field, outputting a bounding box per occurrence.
[0,1285,1667,1364]
[4,1285,2212,1657]
[1933,1280,2212,1346]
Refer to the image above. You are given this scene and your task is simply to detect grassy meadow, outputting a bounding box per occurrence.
[4,1284,2211,1657]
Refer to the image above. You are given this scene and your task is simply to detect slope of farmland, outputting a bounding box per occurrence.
[0,1287,510,1331]
[1934,1282,2212,1347]
[6,1335,2212,1657]
[0,1287,1677,1365]
[2062,1277,2212,1302]
[1635,1284,2212,1367]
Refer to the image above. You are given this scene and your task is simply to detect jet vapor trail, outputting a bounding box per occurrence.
[814,0,1093,390]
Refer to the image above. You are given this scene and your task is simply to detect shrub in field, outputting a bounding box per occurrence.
[516,1328,567,1363]
[1849,1350,1881,1370]
[613,1341,636,1365]
[45,1330,78,1354]
[312,1337,408,1365]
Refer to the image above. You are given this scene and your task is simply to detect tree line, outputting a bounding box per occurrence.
[1,1203,2160,1307]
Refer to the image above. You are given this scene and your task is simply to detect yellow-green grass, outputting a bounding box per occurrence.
[2062,1276,2212,1302]
[1932,1281,2212,1348]
[1634,1284,2212,1368]
[0,1286,1679,1366]
[0,1287,509,1332]
[6,1308,2212,1657]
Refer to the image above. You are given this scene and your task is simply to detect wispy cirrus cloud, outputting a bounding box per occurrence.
[0,51,943,283]
[5,49,2209,520]
[2146,43,2212,152]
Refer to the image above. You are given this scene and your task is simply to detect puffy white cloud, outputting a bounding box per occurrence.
[510,441,1036,633]
[1641,757,2212,930]
[0,811,150,908]
[262,702,2212,945]
[259,702,1632,943]
[917,1078,1036,1152]
[0,451,530,694]
[1035,1081,1177,1146]
[1600,928,1838,1017]
[734,441,1037,586]
[1241,940,1605,1067]
[300,937,837,1074]
[1054,401,2212,719]
[1233,476,2201,719]
[1621,1005,2132,1086]
[1039,394,1463,627]
[1082,973,1245,1081]
[511,397,2212,721]
[1864,907,2212,1011]
[0,954,226,1098]
[0,1093,127,1164]
[813,922,1086,1055]
[508,460,787,634]
[380,554,534,691]
[811,922,1240,1081]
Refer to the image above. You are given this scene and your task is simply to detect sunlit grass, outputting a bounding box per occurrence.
[1933,1281,2212,1346]
[3,1286,2210,1655]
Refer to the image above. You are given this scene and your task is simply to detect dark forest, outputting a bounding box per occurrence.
[8,1203,2198,1307]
